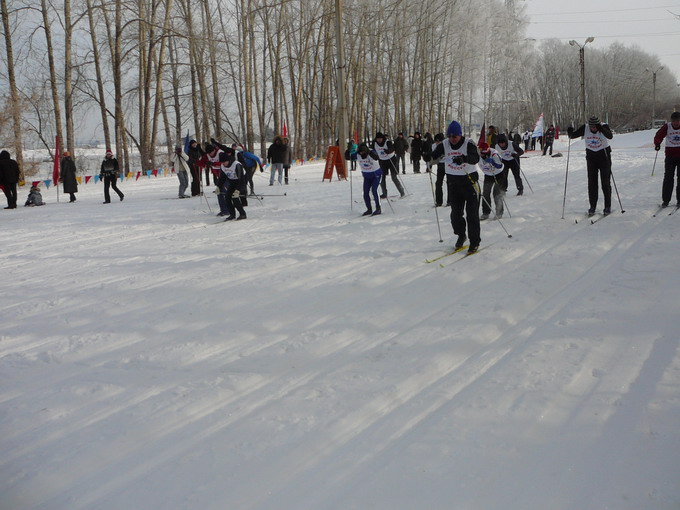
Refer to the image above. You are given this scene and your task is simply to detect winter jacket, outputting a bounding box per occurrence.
[186,140,205,165]
[100,156,120,176]
[60,156,78,193]
[282,142,292,167]
[410,136,423,160]
[421,134,434,162]
[654,123,680,158]
[393,135,408,155]
[25,189,44,206]
[172,152,191,173]
[0,150,20,184]
[267,137,287,164]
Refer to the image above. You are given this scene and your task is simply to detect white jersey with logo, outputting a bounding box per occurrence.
[494,143,516,161]
[585,129,610,152]
[221,158,241,180]
[478,149,503,176]
[666,123,680,148]
[357,153,381,174]
[442,138,477,176]
[373,140,394,161]
[206,150,224,173]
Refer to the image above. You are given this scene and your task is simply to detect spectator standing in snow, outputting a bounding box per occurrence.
[568,116,613,216]
[522,130,531,151]
[60,151,78,202]
[422,132,434,172]
[393,132,408,174]
[495,134,525,195]
[433,133,447,207]
[356,143,382,216]
[347,139,358,172]
[172,146,191,198]
[282,137,292,184]
[431,120,481,254]
[24,185,44,206]
[0,150,20,209]
[99,149,124,204]
[373,132,405,198]
[186,140,204,196]
[410,132,423,174]
[653,111,680,207]
[477,142,505,219]
[486,125,498,148]
[542,125,556,156]
[267,136,286,185]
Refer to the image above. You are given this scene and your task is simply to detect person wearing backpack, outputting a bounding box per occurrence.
[234,145,263,195]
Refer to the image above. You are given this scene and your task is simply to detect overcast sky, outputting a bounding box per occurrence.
[522,1,680,82]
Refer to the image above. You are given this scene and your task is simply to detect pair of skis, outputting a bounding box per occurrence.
[652,203,680,217]
[425,243,491,267]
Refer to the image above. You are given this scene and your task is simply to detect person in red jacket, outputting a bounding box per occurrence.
[653,111,680,207]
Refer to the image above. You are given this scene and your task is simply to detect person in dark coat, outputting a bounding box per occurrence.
[282,137,292,184]
[542,125,556,156]
[422,132,434,172]
[653,111,680,207]
[267,136,287,185]
[60,151,78,202]
[99,149,125,203]
[0,150,20,209]
[186,140,204,196]
[393,132,408,174]
[410,132,423,174]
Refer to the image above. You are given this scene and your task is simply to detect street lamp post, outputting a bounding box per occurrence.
[645,66,664,127]
[569,37,595,120]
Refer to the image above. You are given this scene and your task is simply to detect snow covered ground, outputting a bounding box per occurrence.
[1,130,679,510]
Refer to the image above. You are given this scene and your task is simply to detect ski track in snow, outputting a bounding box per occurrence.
[1,132,679,510]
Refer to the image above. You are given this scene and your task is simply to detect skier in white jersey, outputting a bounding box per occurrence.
[372,132,405,199]
[653,111,680,207]
[356,143,382,216]
[568,116,613,216]
[477,142,505,219]
[431,120,482,254]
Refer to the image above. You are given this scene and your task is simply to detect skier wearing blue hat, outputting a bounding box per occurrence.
[431,120,481,254]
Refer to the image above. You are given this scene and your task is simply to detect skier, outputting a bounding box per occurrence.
[431,120,481,254]
[495,134,525,195]
[356,142,382,216]
[216,152,247,221]
[99,149,125,204]
[172,146,191,198]
[653,111,680,207]
[60,151,78,202]
[373,132,404,198]
[477,142,505,219]
[568,116,613,216]
[422,132,434,172]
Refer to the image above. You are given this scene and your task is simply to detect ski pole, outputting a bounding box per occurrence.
[427,165,444,242]
[519,167,534,193]
[390,158,409,196]
[199,166,212,213]
[651,150,659,177]
[463,167,512,239]
[561,138,572,219]
[609,166,626,213]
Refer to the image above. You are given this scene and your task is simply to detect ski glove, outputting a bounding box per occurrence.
[232,190,240,198]
[655,144,661,151]
[452,155,467,165]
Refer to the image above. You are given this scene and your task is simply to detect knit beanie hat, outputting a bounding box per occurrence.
[446,121,462,137]
[588,116,601,126]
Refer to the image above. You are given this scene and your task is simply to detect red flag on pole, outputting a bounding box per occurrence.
[477,123,486,147]
[53,136,60,184]
[282,120,288,138]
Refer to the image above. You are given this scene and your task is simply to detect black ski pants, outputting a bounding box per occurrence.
[586,152,611,211]
[501,159,523,193]
[103,174,124,202]
[662,155,680,204]
[3,182,17,208]
[482,173,506,216]
[447,172,481,247]
[435,163,447,206]
[379,157,404,197]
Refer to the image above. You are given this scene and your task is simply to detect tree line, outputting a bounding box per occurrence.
[1,0,678,179]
